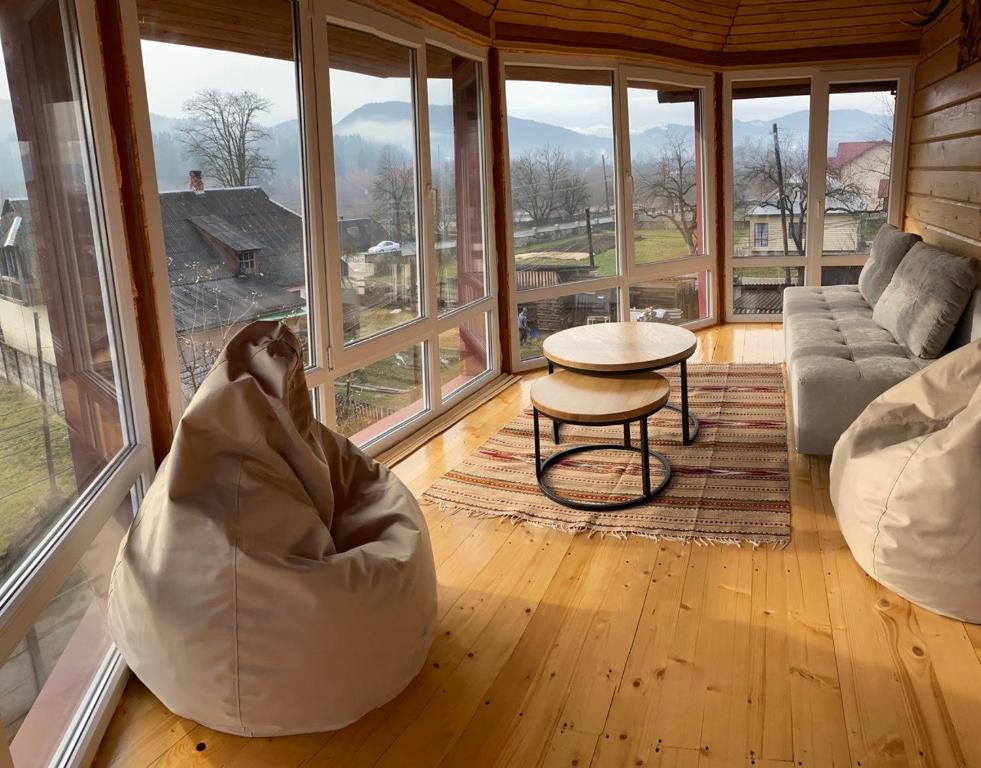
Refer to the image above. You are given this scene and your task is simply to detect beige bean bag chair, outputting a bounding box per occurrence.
[830,339,981,623]
[107,322,437,736]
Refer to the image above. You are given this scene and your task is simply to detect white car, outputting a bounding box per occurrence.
[367,240,401,254]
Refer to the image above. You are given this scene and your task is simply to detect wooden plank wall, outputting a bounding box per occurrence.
[903,0,981,261]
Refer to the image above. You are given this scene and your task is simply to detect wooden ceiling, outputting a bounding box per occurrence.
[409,0,932,66]
[135,0,931,68]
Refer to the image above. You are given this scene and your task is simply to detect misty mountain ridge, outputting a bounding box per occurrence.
[333,101,891,159]
[0,95,892,208]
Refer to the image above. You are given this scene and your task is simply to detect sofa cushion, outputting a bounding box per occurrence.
[872,242,977,359]
[857,224,920,306]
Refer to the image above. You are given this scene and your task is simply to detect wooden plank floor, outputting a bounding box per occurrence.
[93,324,981,768]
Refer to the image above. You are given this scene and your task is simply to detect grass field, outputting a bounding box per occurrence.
[0,380,75,556]
[515,225,691,274]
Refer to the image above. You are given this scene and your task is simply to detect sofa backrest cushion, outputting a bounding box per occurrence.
[872,242,978,358]
[858,224,921,306]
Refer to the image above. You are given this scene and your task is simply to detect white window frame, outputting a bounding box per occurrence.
[723,63,912,322]
[120,0,500,458]
[0,0,157,764]
[499,56,717,372]
[310,0,500,455]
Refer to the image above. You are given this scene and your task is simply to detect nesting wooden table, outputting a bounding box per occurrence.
[542,321,700,445]
[530,370,672,510]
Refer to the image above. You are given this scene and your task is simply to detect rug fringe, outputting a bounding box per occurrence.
[422,496,790,550]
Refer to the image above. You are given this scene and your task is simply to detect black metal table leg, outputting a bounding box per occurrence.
[680,358,691,445]
[639,417,651,497]
[532,408,542,480]
[546,361,562,443]
[535,413,671,511]
[661,359,699,446]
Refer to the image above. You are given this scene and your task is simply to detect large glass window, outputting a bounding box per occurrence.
[627,81,703,265]
[517,290,619,362]
[0,2,149,764]
[629,272,710,325]
[427,46,487,315]
[439,314,490,400]
[139,0,309,402]
[506,68,617,288]
[5,492,135,764]
[0,2,130,592]
[823,83,896,257]
[334,344,426,444]
[730,84,810,316]
[732,266,805,315]
[327,24,421,344]
[732,88,810,260]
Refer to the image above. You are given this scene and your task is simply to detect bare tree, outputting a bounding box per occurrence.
[558,169,590,220]
[370,146,415,243]
[738,136,810,256]
[510,144,579,227]
[178,89,274,187]
[634,130,699,257]
[176,282,263,396]
[739,133,869,258]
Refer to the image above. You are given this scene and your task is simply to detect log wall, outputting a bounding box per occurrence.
[903,0,981,261]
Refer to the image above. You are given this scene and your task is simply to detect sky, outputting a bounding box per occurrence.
[141,41,302,124]
[137,41,891,134]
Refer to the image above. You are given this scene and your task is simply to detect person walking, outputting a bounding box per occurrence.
[518,308,528,345]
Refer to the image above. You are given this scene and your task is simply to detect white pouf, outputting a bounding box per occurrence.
[830,339,981,623]
[108,322,437,736]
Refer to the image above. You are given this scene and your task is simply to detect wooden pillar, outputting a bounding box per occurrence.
[488,46,513,372]
[94,0,175,464]
[713,71,726,321]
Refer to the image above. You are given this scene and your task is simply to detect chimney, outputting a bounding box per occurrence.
[189,170,204,193]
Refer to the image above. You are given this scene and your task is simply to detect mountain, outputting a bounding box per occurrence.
[0,97,892,212]
[333,100,613,158]
[333,101,890,160]
[732,109,889,150]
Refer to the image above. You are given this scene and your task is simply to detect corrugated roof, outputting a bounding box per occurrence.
[159,187,307,333]
[160,187,305,289]
[188,214,265,253]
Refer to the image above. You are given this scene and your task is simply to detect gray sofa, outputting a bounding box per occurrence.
[784,225,980,455]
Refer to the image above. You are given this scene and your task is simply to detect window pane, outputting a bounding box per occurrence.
[506,69,617,290]
[3,490,134,765]
[328,25,420,344]
[821,265,862,285]
[629,272,709,324]
[0,4,129,588]
[518,289,619,362]
[139,0,309,404]
[823,84,896,256]
[732,266,804,315]
[627,81,703,264]
[334,344,426,445]
[428,46,487,315]
[732,89,810,259]
[439,313,489,399]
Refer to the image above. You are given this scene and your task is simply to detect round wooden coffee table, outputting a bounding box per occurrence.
[543,322,699,445]
[530,370,672,510]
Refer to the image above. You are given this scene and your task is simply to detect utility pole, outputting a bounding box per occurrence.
[771,123,790,258]
[601,153,612,214]
[585,207,595,268]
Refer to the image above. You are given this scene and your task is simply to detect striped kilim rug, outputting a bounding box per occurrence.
[422,363,791,547]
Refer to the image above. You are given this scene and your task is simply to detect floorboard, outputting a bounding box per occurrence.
[92,324,981,768]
